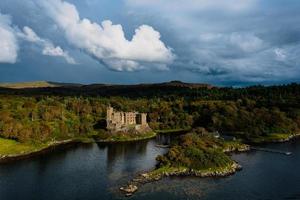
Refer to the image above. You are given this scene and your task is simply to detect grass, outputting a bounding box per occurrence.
[0,130,156,158]
[223,140,249,151]
[0,137,92,157]
[0,138,44,156]
[149,166,187,176]
[249,133,293,143]
[0,81,58,89]
[148,163,236,178]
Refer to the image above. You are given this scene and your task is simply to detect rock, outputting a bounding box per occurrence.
[120,184,138,195]
[141,173,149,178]
[125,193,133,197]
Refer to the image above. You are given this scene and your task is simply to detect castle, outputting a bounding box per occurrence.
[106,106,150,132]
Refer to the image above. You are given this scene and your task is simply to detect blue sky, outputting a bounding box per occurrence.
[0,0,300,86]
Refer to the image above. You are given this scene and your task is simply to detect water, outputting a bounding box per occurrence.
[0,136,300,200]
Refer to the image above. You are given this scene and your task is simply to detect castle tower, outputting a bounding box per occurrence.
[107,106,114,121]
[141,113,147,125]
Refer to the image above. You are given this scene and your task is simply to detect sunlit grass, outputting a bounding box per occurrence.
[0,138,42,156]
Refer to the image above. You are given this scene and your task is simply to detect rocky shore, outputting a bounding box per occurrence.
[120,162,242,197]
[223,144,251,153]
[271,133,300,143]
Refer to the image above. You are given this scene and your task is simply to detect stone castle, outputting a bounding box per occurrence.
[106,106,150,132]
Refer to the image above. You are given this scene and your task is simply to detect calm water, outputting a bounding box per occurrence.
[0,136,300,200]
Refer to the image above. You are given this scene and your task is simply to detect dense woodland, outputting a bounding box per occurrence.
[0,82,300,143]
[156,133,234,170]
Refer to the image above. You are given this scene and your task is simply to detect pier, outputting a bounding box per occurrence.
[251,147,292,155]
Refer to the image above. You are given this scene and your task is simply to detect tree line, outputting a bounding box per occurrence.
[0,83,299,143]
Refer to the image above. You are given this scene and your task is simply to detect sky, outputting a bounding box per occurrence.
[0,0,300,86]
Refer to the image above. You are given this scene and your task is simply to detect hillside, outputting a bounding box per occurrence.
[0,81,82,89]
[0,81,299,147]
[0,80,212,89]
[0,80,214,97]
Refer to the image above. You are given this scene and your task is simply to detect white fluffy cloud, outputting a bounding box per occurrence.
[0,13,18,63]
[18,26,76,64]
[38,0,175,71]
[0,12,75,65]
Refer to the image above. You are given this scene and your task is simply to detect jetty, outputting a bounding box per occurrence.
[251,147,292,155]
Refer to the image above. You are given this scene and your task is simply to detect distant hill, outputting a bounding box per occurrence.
[0,81,82,89]
[0,80,213,89]
[144,81,214,89]
[0,80,214,97]
[0,80,299,100]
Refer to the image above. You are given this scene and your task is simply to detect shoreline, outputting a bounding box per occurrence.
[0,132,158,163]
[248,133,300,144]
[269,133,300,143]
[120,146,250,197]
[0,139,85,163]
[120,162,242,197]
[96,132,157,143]
[120,134,300,197]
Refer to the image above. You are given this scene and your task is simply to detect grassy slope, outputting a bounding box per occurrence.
[0,81,83,89]
[0,131,157,157]
[0,138,44,156]
[0,81,59,89]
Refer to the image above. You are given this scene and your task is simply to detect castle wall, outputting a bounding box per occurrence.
[107,107,113,121]
[125,112,136,125]
[106,106,149,132]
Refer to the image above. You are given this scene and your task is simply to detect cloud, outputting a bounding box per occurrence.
[37,0,175,71]
[18,26,76,64]
[126,0,256,12]
[0,11,75,65]
[1,0,300,85]
[274,48,287,61]
[125,0,300,84]
[0,12,18,63]
[229,33,264,53]
[20,26,42,43]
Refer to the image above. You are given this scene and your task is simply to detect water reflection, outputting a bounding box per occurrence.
[0,137,299,200]
[105,141,148,171]
[156,134,171,145]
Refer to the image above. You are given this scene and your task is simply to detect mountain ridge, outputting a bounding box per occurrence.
[0,80,214,89]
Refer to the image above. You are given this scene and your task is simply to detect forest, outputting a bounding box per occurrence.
[0,82,300,144]
[156,132,236,171]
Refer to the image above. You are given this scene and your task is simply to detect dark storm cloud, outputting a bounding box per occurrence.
[0,0,300,85]
[125,0,300,84]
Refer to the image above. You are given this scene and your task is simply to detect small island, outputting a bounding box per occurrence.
[120,128,250,196]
